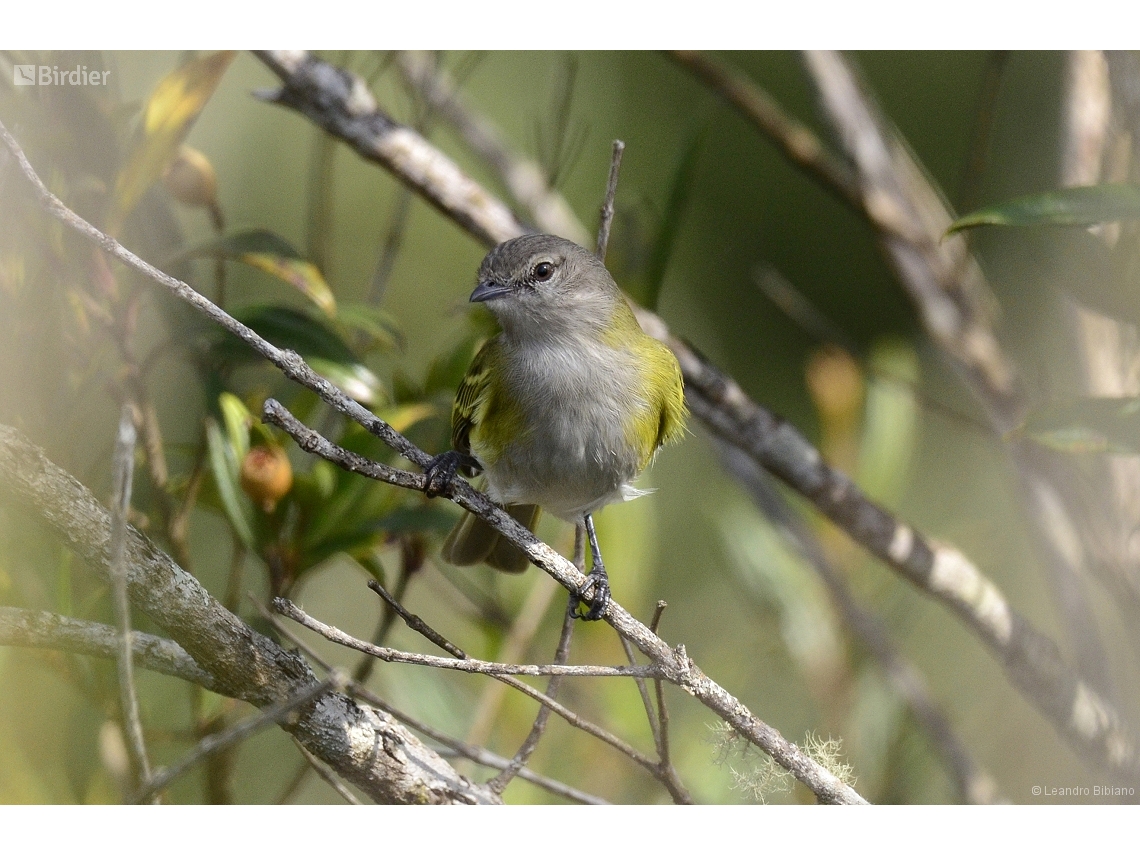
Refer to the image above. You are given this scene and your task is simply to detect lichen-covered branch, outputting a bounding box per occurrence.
[0,424,498,805]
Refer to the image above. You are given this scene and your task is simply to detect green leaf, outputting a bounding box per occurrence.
[111,52,235,231]
[949,184,1140,234]
[335,303,403,351]
[1020,397,1140,454]
[188,229,336,315]
[207,306,383,402]
[308,357,383,406]
[217,391,251,461]
[205,418,256,548]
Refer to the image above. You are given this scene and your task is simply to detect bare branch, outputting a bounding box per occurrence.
[802,50,1020,427]
[0,606,216,689]
[254,50,523,248]
[487,610,575,793]
[249,596,607,805]
[661,319,1139,782]
[109,402,154,795]
[290,736,363,805]
[395,51,591,246]
[367,579,466,659]
[669,51,862,209]
[133,674,346,804]
[596,139,625,261]
[275,596,655,679]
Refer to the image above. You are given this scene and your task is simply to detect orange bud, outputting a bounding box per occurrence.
[240,445,293,513]
[162,146,218,209]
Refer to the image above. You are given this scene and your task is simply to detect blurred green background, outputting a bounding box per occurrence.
[1,50,1131,804]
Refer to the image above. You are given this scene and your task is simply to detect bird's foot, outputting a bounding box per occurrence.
[569,564,610,621]
[423,450,480,498]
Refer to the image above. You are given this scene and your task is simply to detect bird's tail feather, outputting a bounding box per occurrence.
[441,504,541,573]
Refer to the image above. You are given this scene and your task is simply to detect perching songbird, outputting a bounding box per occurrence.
[424,234,686,620]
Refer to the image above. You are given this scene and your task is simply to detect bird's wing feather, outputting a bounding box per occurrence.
[452,336,500,461]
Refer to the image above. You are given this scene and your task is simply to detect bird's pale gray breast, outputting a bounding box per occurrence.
[480,338,647,521]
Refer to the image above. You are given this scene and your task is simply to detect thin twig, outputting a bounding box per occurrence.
[488,609,575,793]
[275,597,656,679]
[464,571,560,748]
[669,51,862,210]
[109,402,154,798]
[132,674,345,803]
[595,139,624,261]
[353,555,412,683]
[290,736,363,805]
[367,579,466,659]
[262,598,665,785]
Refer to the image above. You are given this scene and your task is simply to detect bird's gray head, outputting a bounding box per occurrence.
[470,234,620,340]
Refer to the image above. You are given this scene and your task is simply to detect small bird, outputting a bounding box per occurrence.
[425,234,686,620]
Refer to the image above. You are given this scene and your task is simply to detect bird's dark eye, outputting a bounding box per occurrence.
[533,261,555,281]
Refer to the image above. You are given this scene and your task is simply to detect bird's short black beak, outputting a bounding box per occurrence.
[469,280,512,303]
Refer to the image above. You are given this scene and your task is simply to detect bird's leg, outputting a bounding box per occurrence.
[422,450,481,498]
[569,514,610,621]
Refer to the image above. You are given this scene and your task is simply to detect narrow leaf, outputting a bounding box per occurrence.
[949,184,1140,234]
[188,229,336,315]
[112,52,235,228]
[205,418,256,548]
[308,357,384,406]
[217,391,251,462]
[1020,396,1140,455]
[335,303,403,351]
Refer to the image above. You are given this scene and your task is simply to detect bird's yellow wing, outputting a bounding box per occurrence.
[451,336,500,466]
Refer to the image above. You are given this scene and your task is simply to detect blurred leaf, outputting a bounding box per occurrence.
[643,129,705,311]
[335,303,403,351]
[211,305,355,365]
[207,305,382,403]
[217,391,251,461]
[949,184,1140,234]
[425,333,483,395]
[189,229,336,315]
[308,357,383,406]
[715,500,842,677]
[858,338,919,506]
[381,401,438,434]
[111,52,235,228]
[372,504,460,535]
[1020,396,1140,454]
[205,417,255,548]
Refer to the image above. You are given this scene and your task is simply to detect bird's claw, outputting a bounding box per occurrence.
[423,451,479,498]
[569,565,610,621]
